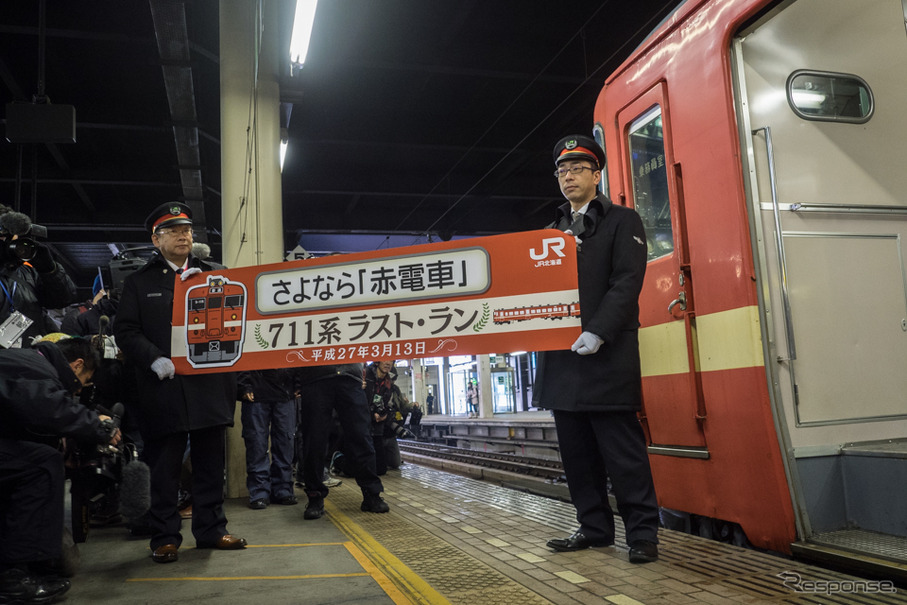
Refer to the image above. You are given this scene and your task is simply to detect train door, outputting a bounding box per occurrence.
[734,0,907,545]
[616,84,707,453]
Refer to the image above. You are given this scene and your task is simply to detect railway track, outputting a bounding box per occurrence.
[398,440,566,482]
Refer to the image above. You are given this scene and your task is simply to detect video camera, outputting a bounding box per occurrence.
[0,210,45,267]
[106,248,154,300]
[369,395,415,440]
[67,402,149,543]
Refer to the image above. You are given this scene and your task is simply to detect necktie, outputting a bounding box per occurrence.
[572,211,580,222]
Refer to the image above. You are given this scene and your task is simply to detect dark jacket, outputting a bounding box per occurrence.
[238,369,294,403]
[533,194,648,412]
[0,260,77,343]
[113,252,237,440]
[71,297,118,337]
[0,341,110,444]
[293,363,363,387]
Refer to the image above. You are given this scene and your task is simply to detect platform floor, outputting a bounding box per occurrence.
[64,463,906,604]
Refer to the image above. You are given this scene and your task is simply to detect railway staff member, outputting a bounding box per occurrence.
[114,202,246,564]
[535,135,659,563]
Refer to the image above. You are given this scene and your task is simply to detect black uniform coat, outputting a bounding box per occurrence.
[114,252,236,440]
[533,194,648,412]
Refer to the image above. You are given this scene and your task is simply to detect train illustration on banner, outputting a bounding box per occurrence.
[492,303,580,324]
[185,275,248,367]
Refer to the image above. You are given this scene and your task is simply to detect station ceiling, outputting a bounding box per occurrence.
[0,0,682,296]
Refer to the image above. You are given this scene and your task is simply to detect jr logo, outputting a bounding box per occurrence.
[530,237,566,260]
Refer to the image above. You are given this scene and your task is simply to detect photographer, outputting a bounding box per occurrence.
[364,360,415,475]
[0,205,77,347]
[0,335,121,604]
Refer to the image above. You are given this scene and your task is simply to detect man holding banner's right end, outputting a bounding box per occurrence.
[535,135,659,563]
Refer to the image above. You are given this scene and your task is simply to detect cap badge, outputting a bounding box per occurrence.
[565,139,578,150]
[169,205,181,216]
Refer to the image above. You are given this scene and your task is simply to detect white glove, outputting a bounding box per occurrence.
[151,357,176,380]
[564,229,583,246]
[571,331,603,355]
[180,267,202,281]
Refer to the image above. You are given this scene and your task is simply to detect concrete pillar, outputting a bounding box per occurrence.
[477,354,493,418]
[219,0,285,497]
[441,357,450,415]
[412,358,425,404]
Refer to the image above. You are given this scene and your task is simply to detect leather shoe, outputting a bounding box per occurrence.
[628,540,658,563]
[248,498,269,510]
[360,492,389,513]
[546,531,613,552]
[304,497,324,520]
[151,544,179,563]
[0,568,71,602]
[210,534,247,550]
[273,494,298,506]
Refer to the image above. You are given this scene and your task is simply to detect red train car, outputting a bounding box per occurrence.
[595,0,907,571]
[186,275,247,367]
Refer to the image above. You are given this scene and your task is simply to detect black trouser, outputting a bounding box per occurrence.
[299,377,383,499]
[0,440,64,567]
[142,426,228,549]
[553,410,659,544]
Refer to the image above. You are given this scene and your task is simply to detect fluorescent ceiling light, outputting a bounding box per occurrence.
[279,140,288,171]
[792,90,826,108]
[289,0,318,65]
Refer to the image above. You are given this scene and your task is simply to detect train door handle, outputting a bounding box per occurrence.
[668,291,687,315]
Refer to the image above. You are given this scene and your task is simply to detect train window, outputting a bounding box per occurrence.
[224,295,244,308]
[208,296,222,309]
[787,70,873,123]
[189,298,205,311]
[627,106,673,262]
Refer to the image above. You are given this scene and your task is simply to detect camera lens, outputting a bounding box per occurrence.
[1,237,37,262]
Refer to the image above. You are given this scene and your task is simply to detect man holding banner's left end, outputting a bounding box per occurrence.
[115,202,247,564]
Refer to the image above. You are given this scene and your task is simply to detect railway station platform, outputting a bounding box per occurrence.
[64,463,905,604]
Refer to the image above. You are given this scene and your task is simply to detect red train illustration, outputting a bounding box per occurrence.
[185,275,247,367]
[596,0,907,572]
[493,303,580,324]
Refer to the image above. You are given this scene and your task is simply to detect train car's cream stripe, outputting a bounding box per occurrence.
[639,320,690,376]
[696,306,764,372]
[640,306,764,377]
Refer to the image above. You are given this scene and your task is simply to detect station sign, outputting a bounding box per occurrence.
[170,229,581,374]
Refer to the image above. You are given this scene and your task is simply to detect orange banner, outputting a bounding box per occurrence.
[170,229,580,374]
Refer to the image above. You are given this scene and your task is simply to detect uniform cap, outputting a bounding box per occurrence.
[553,134,605,168]
[145,202,192,233]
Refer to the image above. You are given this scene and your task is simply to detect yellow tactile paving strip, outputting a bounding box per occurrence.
[326,488,551,604]
[325,464,907,605]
